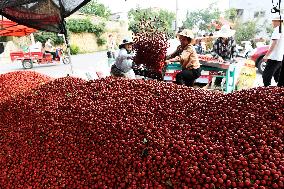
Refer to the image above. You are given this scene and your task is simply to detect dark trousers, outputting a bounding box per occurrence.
[107,51,115,59]
[45,51,56,60]
[278,60,284,87]
[262,59,282,87]
[176,68,201,87]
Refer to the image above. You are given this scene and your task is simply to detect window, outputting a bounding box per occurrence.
[236,9,244,17]
[254,11,265,18]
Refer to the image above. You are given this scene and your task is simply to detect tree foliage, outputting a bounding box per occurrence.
[128,7,175,37]
[234,21,260,43]
[182,4,221,32]
[79,0,111,19]
[66,18,106,37]
[224,8,238,23]
[34,32,64,45]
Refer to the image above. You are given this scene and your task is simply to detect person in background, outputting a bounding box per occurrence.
[212,25,237,61]
[110,38,136,79]
[29,41,42,52]
[107,34,116,59]
[262,16,284,87]
[205,33,214,52]
[194,39,204,54]
[44,38,56,60]
[166,29,201,87]
[199,35,206,53]
[212,25,237,87]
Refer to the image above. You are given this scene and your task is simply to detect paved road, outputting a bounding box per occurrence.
[0,51,277,87]
[0,51,110,79]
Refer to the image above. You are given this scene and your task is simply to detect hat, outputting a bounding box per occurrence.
[177,29,195,39]
[215,25,236,38]
[272,15,283,21]
[119,38,133,49]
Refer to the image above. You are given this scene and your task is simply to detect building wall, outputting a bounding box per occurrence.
[229,0,278,38]
[230,0,272,21]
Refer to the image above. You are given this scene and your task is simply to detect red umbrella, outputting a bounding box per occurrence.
[0,18,36,36]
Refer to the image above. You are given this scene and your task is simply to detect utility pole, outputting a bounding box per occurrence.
[271,0,282,33]
[176,0,179,32]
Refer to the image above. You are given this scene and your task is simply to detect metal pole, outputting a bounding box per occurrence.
[61,19,73,74]
[59,0,73,75]
[64,28,73,75]
[280,0,282,33]
[176,0,179,32]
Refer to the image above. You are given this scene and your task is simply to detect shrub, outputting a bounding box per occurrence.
[97,37,106,46]
[34,32,64,46]
[79,0,111,19]
[67,19,106,37]
[70,44,80,55]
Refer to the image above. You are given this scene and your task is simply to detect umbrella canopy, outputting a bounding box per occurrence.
[0,0,91,33]
[0,18,36,36]
[208,17,234,31]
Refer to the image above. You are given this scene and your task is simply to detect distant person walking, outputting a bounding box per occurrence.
[262,16,284,86]
[107,34,116,59]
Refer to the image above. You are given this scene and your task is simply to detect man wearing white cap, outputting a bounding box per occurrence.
[262,16,284,86]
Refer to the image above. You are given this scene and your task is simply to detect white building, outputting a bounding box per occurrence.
[229,0,282,38]
[229,0,274,22]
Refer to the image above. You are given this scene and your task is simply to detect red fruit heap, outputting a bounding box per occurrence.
[0,75,283,188]
[0,71,52,103]
[198,54,224,63]
[133,17,169,74]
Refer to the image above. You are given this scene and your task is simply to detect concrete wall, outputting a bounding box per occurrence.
[70,20,132,53]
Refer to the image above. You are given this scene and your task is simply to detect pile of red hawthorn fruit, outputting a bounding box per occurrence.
[0,71,283,188]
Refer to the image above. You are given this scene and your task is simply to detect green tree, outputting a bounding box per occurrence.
[182,4,221,32]
[34,32,64,45]
[66,18,106,37]
[224,8,238,23]
[128,7,175,36]
[234,21,260,44]
[79,0,111,19]
[264,19,274,35]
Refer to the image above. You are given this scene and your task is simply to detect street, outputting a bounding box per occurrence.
[0,51,276,87]
[0,51,110,79]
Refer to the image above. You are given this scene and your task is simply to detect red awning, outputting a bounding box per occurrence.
[0,19,36,37]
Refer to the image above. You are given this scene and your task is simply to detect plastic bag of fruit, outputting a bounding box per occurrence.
[236,59,257,90]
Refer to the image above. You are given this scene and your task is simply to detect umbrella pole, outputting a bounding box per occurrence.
[65,35,74,75]
[62,20,73,75]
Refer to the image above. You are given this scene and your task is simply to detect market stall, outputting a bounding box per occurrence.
[163,55,238,93]
[0,18,36,36]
